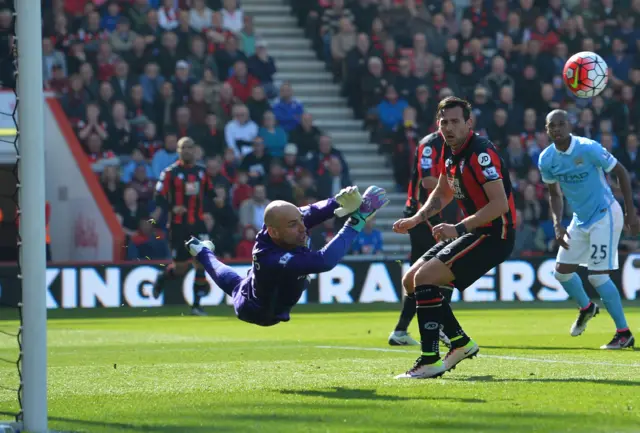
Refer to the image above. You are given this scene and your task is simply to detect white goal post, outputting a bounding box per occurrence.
[16,0,48,431]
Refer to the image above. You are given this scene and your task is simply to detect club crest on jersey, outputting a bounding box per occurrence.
[574,156,584,167]
[422,146,432,157]
[477,152,491,167]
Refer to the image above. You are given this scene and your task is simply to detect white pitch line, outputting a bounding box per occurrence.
[315,345,640,368]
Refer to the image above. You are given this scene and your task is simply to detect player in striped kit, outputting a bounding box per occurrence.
[388,132,451,349]
[152,137,215,316]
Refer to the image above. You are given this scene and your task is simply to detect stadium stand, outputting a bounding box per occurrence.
[0,0,639,259]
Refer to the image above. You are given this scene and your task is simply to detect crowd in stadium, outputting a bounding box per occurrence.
[1,0,639,259]
[295,0,640,254]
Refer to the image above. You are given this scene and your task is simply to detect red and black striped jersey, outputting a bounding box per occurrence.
[440,132,517,238]
[155,161,214,226]
[406,132,444,208]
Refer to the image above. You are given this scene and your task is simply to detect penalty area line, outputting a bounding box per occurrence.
[314,345,640,368]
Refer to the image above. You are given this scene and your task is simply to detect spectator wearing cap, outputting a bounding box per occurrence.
[42,37,67,83]
[272,82,305,133]
[222,0,244,33]
[283,143,305,182]
[158,0,180,31]
[247,39,278,99]
[110,17,138,53]
[226,60,260,103]
[172,60,196,104]
[259,111,288,158]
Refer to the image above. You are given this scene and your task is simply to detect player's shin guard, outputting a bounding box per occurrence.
[440,298,469,349]
[193,268,208,308]
[394,292,416,332]
[589,275,628,331]
[197,249,242,297]
[415,285,444,362]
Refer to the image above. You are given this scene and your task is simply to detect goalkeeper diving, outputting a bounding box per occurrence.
[185,186,390,326]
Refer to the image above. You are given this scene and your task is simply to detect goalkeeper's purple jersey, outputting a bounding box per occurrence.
[233,198,359,326]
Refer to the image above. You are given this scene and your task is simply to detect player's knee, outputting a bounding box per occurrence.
[553,271,574,282]
[402,272,415,293]
[587,273,610,288]
[414,259,450,286]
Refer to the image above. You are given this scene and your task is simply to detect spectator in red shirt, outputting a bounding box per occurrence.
[226,60,259,103]
[234,225,257,259]
[530,15,559,53]
[232,170,253,209]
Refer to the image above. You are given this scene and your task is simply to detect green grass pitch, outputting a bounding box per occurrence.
[0,303,639,433]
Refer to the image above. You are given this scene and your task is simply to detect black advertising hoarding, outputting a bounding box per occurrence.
[0,255,639,309]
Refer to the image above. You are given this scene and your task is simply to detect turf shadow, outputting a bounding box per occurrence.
[452,375,640,387]
[280,387,485,403]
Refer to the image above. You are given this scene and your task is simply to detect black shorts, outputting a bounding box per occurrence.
[420,232,514,291]
[170,223,209,262]
[408,223,437,264]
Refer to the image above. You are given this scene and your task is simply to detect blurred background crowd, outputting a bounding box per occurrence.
[0,0,639,260]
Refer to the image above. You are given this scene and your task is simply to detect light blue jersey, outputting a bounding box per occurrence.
[538,135,617,228]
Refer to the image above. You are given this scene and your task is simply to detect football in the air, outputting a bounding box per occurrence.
[563,51,609,98]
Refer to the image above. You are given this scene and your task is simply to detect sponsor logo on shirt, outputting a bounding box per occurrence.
[279,253,293,265]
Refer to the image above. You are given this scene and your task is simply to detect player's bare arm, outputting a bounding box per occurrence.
[393,174,453,234]
[432,180,509,241]
[547,181,570,250]
[610,162,640,235]
[420,176,438,190]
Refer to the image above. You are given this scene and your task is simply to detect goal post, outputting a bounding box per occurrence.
[15,0,48,431]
